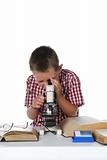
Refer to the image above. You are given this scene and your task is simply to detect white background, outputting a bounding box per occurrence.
[0,0,107,124]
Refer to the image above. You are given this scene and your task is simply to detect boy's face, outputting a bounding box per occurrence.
[33,65,62,87]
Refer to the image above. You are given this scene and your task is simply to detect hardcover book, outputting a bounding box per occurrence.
[60,116,107,137]
[94,129,107,144]
[0,123,39,142]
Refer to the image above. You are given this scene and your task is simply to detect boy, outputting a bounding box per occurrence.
[25,46,84,126]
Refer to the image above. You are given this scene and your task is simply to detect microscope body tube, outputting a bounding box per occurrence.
[46,85,54,103]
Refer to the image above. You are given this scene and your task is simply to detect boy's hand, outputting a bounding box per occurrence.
[51,79,62,97]
[32,95,45,109]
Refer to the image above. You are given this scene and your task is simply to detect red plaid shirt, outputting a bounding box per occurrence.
[25,69,84,126]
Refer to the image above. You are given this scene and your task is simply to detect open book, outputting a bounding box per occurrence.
[60,116,107,137]
[94,129,107,144]
[0,123,39,142]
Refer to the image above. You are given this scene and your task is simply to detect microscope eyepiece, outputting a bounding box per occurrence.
[47,79,52,85]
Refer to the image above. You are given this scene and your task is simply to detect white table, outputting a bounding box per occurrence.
[0,132,107,160]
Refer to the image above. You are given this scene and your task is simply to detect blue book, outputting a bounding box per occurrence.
[72,131,94,142]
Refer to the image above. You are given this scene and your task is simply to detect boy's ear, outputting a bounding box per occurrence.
[59,64,63,70]
[57,64,63,76]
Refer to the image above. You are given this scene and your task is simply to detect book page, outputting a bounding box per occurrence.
[10,126,33,132]
[71,116,100,125]
[0,131,7,137]
[0,123,33,137]
[95,129,107,137]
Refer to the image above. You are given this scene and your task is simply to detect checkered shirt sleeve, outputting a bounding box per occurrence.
[67,72,84,107]
[25,75,44,107]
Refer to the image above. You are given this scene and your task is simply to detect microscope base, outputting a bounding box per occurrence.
[36,125,62,136]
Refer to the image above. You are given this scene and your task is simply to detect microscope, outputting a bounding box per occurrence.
[42,79,58,127]
[39,79,62,135]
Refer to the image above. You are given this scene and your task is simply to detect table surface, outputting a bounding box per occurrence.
[0,132,107,160]
[0,131,102,147]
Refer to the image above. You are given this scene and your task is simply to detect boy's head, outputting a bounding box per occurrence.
[29,46,62,86]
[29,46,59,72]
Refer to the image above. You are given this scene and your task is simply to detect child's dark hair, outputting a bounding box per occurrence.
[29,46,59,72]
